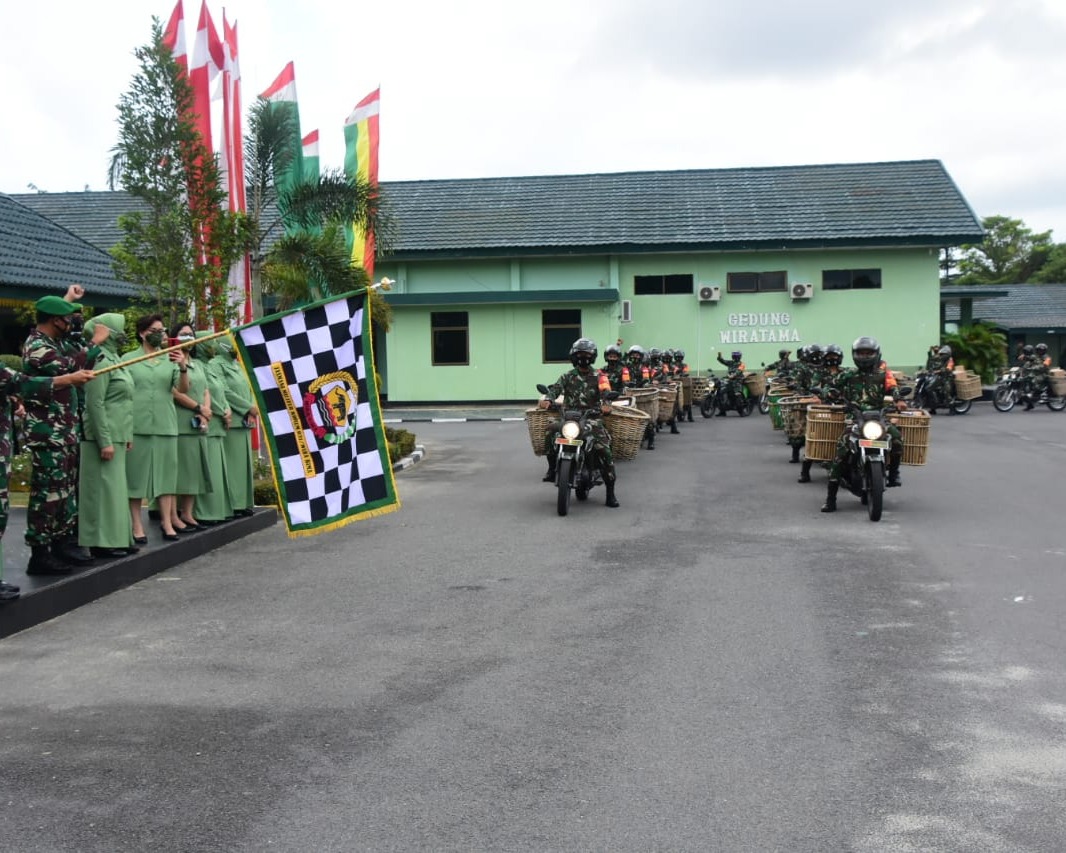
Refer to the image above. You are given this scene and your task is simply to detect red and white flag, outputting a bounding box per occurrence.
[162,0,187,70]
[219,12,252,322]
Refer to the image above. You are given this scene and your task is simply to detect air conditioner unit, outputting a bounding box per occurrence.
[790,282,813,300]
[620,299,633,324]
[697,285,721,303]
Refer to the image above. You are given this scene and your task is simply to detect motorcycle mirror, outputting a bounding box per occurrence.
[604,391,620,401]
[536,383,549,395]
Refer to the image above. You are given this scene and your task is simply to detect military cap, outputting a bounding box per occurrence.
[35,295,77,316]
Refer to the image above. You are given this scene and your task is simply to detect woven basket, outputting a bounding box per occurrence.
[657,384,679,422]
[604,405,651,460]
[767,388,794,431]
[524,407,555,457]
[781,396,819,440]
[690,376,710,399]
[804,404,846,461]
[680,375,693,405]
[744,372,766,396]
[625,386,659,423]
[1049,369,1066,396]
[889,410,931,466]
[953,371,983,400]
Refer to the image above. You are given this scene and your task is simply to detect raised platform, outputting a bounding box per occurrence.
[0,507,278,639]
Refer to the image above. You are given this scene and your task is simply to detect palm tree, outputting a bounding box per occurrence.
[243,98,390,327]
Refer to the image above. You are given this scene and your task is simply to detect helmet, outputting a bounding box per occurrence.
[1035,343,1048,356]
[626,344,645,364]
[807,344,824,366]
[779,349,790,360]
[731,351,742,361]
[661,349,673,364]
[569,338,598,368]
[675,349,685,361]
[648,347,662,361]
[852,336,881,371]
[1022,344,1034,356]
[605,344,623,361]
[938,345,952,358]
[823,344,844,367]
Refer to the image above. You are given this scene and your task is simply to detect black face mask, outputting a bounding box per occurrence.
[145,331,164,348]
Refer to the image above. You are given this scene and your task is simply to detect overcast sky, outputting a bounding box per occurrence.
[3,0,1065,240]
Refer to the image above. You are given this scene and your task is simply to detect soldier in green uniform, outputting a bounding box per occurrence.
[820,336,906,513]
[78,314,136,557]
[193,332,233,524]
[625,345,655,450]
[601,344,631,392]
[21,293,98,573]
[0,361,95,593]
[797,344,843,479]
[213,336,257,517]
[538,338,619,508]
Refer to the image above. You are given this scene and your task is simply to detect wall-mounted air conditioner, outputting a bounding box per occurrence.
[697,285,721,303]
[790,282,813,300]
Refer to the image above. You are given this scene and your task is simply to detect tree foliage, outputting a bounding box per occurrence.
[1031,243,1066,283]
[955,215,1054,285]
[108,18,251,328]
[942,322,1007,383]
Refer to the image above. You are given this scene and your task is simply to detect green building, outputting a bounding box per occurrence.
[376,160,983,403]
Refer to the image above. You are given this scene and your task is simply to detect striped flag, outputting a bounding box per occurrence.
[220,12,252,322]
[302,129,320,183]
[260,62,304,234]
[232,291,400,536]
[162,0,187,70]
[343,88,380,280]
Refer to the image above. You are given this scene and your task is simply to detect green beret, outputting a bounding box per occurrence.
[35,295,76,316]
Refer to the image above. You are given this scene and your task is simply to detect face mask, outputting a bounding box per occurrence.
[146,331,164,348]
[113,332,129,349]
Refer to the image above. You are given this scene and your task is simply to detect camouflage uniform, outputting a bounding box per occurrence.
[542,368,616,486]
[602,360,630,393]
[22,329,89,549]
[823,367,903,482]
[715,353,746,415]
[0,365,55,592]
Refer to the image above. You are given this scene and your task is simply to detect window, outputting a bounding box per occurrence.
[822,269,882,290]
[726,271,787,293]
[543,309,581,362]
[634,274,694,295]
[431,311,468,365]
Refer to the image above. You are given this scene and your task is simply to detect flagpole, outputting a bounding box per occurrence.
[90,329,234,376]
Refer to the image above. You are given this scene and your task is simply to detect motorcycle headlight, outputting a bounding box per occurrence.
[861,420,885,440]
[561,421,581,440]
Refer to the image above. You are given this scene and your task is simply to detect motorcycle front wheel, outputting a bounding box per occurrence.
[556,458,573,516]
[993,386,1017,412]
[700,394,715,418]
[1046,395,1066,411]
[951,398,973,415]
[758,392,770,415]
[737,396,753,417]
[866,462,884,522]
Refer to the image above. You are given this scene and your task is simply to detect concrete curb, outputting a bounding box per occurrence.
[392,444,426,471]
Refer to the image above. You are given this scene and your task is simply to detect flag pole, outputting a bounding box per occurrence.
[90,329,233,376]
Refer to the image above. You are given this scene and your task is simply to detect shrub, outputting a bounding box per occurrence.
[1,354,22,372]
[943,323,1007,383]
[253,478,278,507]
[8,452,31,492]
[386,426,416,460]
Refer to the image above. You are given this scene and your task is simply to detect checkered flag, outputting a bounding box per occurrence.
[234,292,400,536]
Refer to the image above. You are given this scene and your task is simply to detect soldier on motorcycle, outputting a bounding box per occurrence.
[766,349,794,379]
[1023,343,1052,409]
[715,350,746,416]
[794,345,844,472]
[820,336,907,513]
[625,345,656,450]
[538,338,619,508]
[602,344,630,392]
[926,344,956,414]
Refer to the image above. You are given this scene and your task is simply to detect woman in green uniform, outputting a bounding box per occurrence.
[213,337,257,517]
[170,322,211,532]
[124,315,189,543]
[79,314,136,556]
[193,331,232,524]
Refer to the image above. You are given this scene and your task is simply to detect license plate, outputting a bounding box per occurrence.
[859,439,889,449]
[556,437,584,446]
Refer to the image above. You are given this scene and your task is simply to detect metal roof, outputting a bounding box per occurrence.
[943,284,1066,329]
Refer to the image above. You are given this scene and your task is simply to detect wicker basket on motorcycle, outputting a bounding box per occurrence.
[625,386,659,423]
[781,396,819,440]
[803,404,846,461]
[657,384,679,423]
[524,407,555,457]
[953,371,983,400]
[889,410,931,466]
[767,387,794,431]
[605,405,651,461]
[680,375,693,405]
[1049,369,1066,396]
[743,372,766,396]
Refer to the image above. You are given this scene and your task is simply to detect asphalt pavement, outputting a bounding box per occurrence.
[2,401,1065,851]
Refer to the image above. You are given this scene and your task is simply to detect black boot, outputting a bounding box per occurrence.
[887,459,902,487]
[54,539,95,565]
[686,405,694,422]
[821,481,839,513]
[604,481,619,508]
[670,418,680,435]
[542,460,556,482]
[645,428,655,450]
[790,444,801,463]
[798,459,812,483]
[27,546,72,576]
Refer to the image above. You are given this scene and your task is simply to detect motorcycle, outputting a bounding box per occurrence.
[833,399,896,522]
[993,367,1066,412]
[536,384,617,516]
[912,369,972,415]
[698,372,721,418]
[713,368,753,416]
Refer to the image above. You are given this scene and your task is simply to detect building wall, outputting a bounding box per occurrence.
[379,246,939,402]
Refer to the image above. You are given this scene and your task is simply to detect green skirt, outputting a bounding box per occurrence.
[79,441,133,548]
[176,433,212,495]
[223,429,254,512]
[194,435,231,521]
[127,434,178,500]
